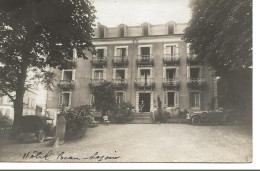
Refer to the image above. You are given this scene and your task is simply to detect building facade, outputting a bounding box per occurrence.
[46,21,218,117]
[0,90,37,120]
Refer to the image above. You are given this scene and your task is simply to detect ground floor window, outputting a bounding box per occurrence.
[115,92,126,104]
[190,92,200,108]
[163,91,179,108]
[60,92,71,107]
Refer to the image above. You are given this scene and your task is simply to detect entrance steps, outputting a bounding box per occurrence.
[129,112,155,124]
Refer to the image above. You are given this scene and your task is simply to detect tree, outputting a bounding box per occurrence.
[184,0,252,76]
[183,0,252,118]
[91,81,116,117]
[0,0,96,137]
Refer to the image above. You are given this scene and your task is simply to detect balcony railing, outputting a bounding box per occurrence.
[89,79,105,88]
[136,55,154,66]
[162,78,180,89]
[135,78,155,90]
[187,77,206,89]
[112,56,128,67]
[112,79,128,90]
[57,80,75,89]
[187,53,201,65]
[91,57,107,67]
[163,54,180,66]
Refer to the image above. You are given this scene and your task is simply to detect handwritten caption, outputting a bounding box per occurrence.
[22,150,120,162]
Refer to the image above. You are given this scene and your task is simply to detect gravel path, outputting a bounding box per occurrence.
[0,124,252,162]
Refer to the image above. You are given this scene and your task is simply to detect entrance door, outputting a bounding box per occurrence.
[139,93,151,112]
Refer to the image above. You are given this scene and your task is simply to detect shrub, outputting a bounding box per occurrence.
[111,102,134,123]
[61,105,94,140]
[178,109,189,119]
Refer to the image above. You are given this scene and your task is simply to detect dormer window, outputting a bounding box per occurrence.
[119,26,124,37]
[99,26,104,38]
[168,23,174,34]
[143,24,148,36]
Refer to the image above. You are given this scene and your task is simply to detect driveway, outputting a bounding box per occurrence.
[0,124,252,162]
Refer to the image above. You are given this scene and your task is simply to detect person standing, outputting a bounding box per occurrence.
[140,100,144,113]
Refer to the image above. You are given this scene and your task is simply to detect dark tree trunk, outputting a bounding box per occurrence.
[9,63,27,139]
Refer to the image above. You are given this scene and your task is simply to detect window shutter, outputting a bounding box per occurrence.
[138,46,141,55]
[103,69,106,80]
[113,68,116,79]
[166,46,171,54]
[104,48,107,57]
[163,92,168,108]
[175,92,179,107]
[69,93,72,107]
[61,70,64,80]
[187,66,190,79]
[123,92,126,102]
[73,69,76,81]
[125,68,128,79]
[116,48,121,56]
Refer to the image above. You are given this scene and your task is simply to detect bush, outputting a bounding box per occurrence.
[61,105,94,140]
[111,102,134,123]
[178,109,189,119]
[155,109,171,123]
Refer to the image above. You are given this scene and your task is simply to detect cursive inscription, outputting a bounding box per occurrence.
[22,150,120,161]
[23,150,53,160]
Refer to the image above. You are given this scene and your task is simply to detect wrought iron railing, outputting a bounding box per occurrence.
[57,80,75,89]
[163,54,180,65]
[187,77,206,88]
[91,57,107,66]
[112,79,128,89]
[135,78,155,89]
[112,56,128,67]
[89,79,105,87]
[136,55,154,66]
[163,78,180,88]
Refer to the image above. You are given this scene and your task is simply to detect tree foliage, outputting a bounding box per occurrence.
[91,81,116,116]
[0,0,96,134]
[184,0,252,118]
[184,0,252,76]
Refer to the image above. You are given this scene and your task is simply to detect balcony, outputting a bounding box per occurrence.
[57,80,75,90]
[162,78,180,90]
[136,55,154,67]
[163,54,180,66]
[135,78,155,90]
[89,79,105,88]
[112,79,128,90]
[91,57,107,67]
[112,56,128,67]
[187,53,201,65]
[187,78,206,89]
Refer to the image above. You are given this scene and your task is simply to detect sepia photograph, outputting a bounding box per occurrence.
[0,0,253,166]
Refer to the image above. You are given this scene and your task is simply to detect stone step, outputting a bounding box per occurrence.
[129,119,154,124]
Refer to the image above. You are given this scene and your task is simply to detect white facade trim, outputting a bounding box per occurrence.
[93,37,183,45]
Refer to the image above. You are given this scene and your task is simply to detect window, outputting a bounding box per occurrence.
[168,23,174,34]
[63,71,73,80]
[190,68,200,78]
[115,92,125,104]
[119,26,124,37]
[141,47,150,56]
[166,45,177,55]
[143,24,148,36]
[97,49,104,58]
[115,70,125,79]
[163,91,179,108]
[166,69,176,79]
[99,26,104,38]
[190,92,200,108]
[90,94,95,105]
[116,48,127,57]
[140,69,150,78]
[94,70,104,79]
[68,49,73,58]
[61,93,71,107]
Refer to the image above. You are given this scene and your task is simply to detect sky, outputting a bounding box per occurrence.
[92,0,191,27]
